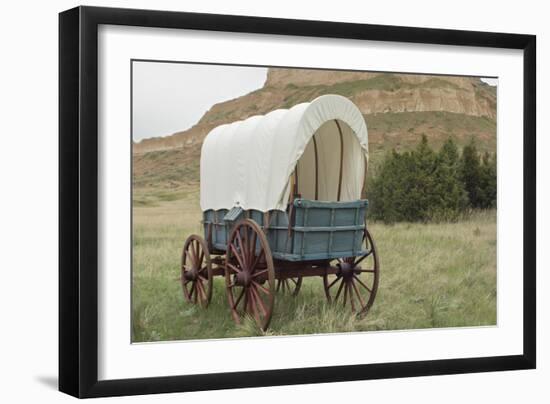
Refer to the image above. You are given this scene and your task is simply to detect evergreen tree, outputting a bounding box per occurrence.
[439,137,460,165]
[411,134,437,220]
[478,152,497,208]
[431,138,468,220]
[460,137,483,208]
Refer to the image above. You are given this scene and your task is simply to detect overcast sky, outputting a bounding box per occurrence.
[481,78,498,86]
[132,62,267,141]
[132,61,497,141]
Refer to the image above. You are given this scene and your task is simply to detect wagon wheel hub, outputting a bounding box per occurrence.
[235,270,252,287]
[183,267,198,281]
[338,261,356,279]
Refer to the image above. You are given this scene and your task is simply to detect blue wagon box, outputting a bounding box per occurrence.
[203,199,369,262]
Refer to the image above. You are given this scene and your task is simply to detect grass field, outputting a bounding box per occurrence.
[131,186,496,342]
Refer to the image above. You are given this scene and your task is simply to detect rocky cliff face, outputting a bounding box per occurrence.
[265,68,495,117]
[133,67,496,155]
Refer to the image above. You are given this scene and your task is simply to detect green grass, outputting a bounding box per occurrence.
[132,188,496,342]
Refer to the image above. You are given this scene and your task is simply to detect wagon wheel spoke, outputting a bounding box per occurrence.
[249,230,257,267]
[276,276,302,296]
[242,291,249,313]
[353,274,372,293]
[248,292,261,323]
[250,284,268,318]
[252,269,268,279]
[342,281,349,307]
[236,228,245,254]
[251,280,270,295]
[195,280,206,302]
[195,240,202,267]
[251,249,265,271]
[334,278,345,302]
[354,252,371,267]
[232,287,245,309]
[187,244,196,267]
[241,226,250,267]
[188,281,196,299]
[197,280,207,304]
[229,244,246,270]
[327,275,341,289]
[194,240,201,265]
[351,278,366,308]
[227,262,242,274]
[348,282,357,312]
[192,282,198,304]
[198,249,204,268]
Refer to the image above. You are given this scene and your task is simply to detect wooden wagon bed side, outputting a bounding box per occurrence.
[202,199,369,262]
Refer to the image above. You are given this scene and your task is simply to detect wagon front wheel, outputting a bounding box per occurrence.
[225,219,275,331]
[323,228,379,316]
[181,235,213,308]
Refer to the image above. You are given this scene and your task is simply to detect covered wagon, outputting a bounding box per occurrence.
[181,94,380,330]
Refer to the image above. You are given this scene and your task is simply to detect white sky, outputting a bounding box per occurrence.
[481,77,498,86]
[132,62,267,141]
[132,61,498,141]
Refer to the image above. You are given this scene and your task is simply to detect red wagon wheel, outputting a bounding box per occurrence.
[323,228,380,316]
[276,277,303,296]
[225,219,275,331]
[181,235,213,308]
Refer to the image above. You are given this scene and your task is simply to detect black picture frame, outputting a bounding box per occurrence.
[59,5,536,398]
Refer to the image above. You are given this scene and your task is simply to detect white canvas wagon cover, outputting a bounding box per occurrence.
[200,94,369,212]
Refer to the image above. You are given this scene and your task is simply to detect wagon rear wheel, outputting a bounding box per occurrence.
[225,219,275,331]
[181,235,213,308]
[276,277,303,296]
[323,228,379,316]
